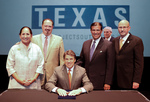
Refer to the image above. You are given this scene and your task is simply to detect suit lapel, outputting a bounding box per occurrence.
[45,34,55,60]
[62,65,70,89]
[71,65,78,89]
[119,34,132,53]
[62,65,78,90]
[88,40,92,62]
[115,37,120,54]
[91,38,104,62]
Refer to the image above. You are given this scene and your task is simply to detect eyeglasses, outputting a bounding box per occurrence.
[118,26,129,29]
[104,31,111,33]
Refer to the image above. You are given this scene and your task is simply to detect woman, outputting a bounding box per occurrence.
[6,26,44,89]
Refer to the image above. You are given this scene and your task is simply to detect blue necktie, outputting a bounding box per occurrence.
[90,40,96,61]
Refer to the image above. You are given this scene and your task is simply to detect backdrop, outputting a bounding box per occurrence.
[0,0,149,56]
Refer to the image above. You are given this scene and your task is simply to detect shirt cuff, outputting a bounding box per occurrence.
[52,87,58,93]
[80,87,87,93]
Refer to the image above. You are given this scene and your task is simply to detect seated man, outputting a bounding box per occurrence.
[45,50,93,96]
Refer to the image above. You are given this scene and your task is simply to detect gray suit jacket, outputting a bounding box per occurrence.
[45,64,93,92]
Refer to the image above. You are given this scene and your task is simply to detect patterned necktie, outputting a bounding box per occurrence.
[43,36,48,58]
[68,69,72,89]
[90,40,96,61]
[119,39,124,50]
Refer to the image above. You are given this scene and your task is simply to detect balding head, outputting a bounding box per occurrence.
[118,20,131,38]
[118,20,130,27]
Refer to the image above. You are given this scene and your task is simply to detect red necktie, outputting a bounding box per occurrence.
[43,36,48,58]
[68,69,72,89]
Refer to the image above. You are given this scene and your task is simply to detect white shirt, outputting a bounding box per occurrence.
[41,33,51,50]
[120,33,130,46]
[6,42,44,89]
[52,66,86,93]
[105,36,112,41]
[90,37,101,52]
[66,66,74,77]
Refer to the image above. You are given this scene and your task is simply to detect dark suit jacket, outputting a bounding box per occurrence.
[103,36,115,42]
[112,33,144,89]
[76,38,115,90]
[45,64,93,92]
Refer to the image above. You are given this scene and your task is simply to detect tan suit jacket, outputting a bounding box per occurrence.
[32,34,65,86]
[45,64,93,92]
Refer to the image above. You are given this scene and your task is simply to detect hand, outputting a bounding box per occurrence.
[68,89,82,96]
[18,79,30,86]
[19,79,27,86]
[104,84,110,90]
[57,88,68,96]
[132,82,139,89]
[23,80,31,86]
[23,78,35,86]
[27,78,36,84]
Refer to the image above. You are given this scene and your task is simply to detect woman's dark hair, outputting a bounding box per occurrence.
[19,26,32,35]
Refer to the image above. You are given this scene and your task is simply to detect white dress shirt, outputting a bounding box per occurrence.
[105,36,112,41]
[90,37,101,52]
[120,33,130,46]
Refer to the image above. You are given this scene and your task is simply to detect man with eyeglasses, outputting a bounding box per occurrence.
[113,20,144,90]
[103,26,115,42]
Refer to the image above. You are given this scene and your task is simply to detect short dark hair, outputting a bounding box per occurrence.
[63,50,76,60]
[90,22,103,30]
[42,18,54,26]
[19,26,32,35]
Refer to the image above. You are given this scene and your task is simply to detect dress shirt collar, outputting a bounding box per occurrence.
[66,66,74,72]
[41,33,51,40]
[91,36,101,49]
[92,36,101,44]
[106,36,111,41]
[120,33,130,41]
[41,33,52,49]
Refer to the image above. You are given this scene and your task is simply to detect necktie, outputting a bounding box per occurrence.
[68,69,72,89]
[43,36,48,58]
[90,40,96,61]
[119,39,124,50]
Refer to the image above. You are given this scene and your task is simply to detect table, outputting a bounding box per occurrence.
[0,89,149,102]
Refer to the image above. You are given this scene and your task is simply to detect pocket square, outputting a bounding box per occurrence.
[100,51,102,53]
